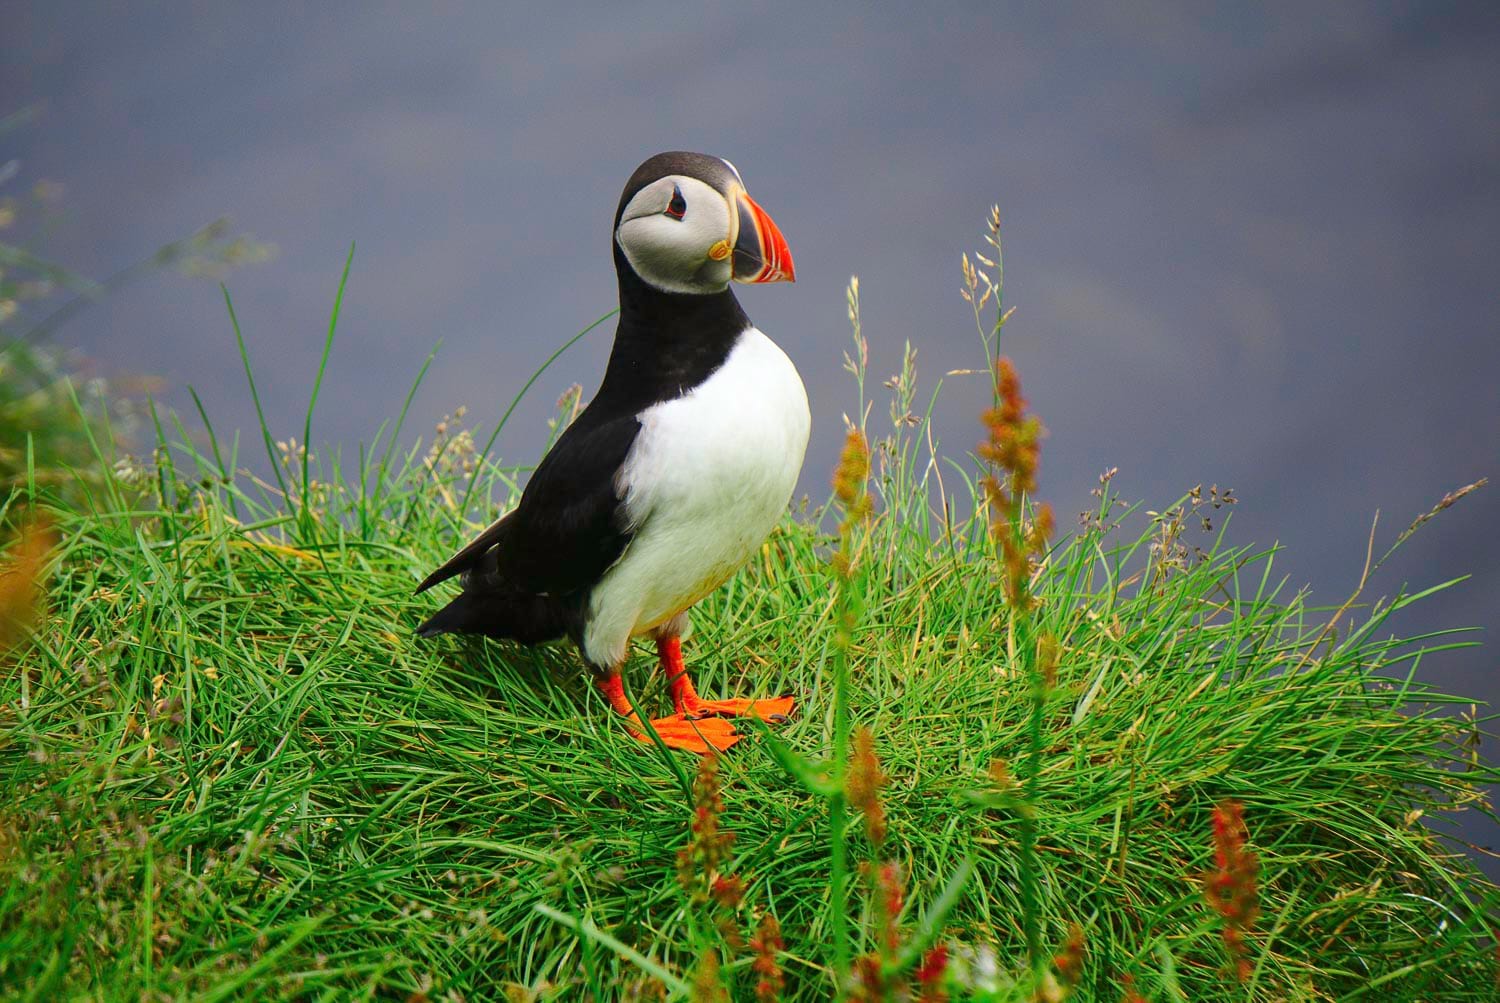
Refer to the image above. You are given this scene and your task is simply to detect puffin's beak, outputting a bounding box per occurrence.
[732,192,795,283]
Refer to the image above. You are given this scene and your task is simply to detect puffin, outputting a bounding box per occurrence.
[415,151,809,754]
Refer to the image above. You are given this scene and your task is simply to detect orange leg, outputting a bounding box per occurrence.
[594,669,740,754]
[659,636,795,723]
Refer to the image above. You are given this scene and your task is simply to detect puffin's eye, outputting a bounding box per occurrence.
[665,184,687,220]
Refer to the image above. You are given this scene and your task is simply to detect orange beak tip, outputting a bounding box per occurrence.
[733,191,795,284]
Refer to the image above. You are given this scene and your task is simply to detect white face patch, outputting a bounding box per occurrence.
[616,175,735,294]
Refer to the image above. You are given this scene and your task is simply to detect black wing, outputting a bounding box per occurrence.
[415,412,642,599]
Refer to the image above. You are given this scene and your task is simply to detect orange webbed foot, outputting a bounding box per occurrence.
[656,636,796,727]
[680,694,795,723]
[595,669,743,754]
[633,714,742,754]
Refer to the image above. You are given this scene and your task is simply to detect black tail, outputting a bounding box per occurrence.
[414,596,477,638]
[415,588,573,644]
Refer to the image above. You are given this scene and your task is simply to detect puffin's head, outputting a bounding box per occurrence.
[613,151,795,295]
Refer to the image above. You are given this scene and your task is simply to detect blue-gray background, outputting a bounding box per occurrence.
[7,3,1498,869]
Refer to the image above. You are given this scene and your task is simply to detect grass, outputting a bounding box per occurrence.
[1,233,1497,1000]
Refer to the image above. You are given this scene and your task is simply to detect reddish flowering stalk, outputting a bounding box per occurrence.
[833,429,873,526]
[988,758,1014,792]
[1052,922,1086,989]
[0,514,56,653]
[677,754,735,907]
[709,874,744,909]
[845,861,910,1000]
[710,874,746,949]
[916,945,950,1002]
[976,359,1058,984]
[979,358,1039,497]
[750,913,786,1002]
[846,727,889,847]
[689,950,730,1003]
[1119,973,1148,1003]
[874,860,905,956]
[978,357,1052,609]
[1202,799,1260,982]
[1035,634,1061,691]
[677,755,750,953]
[847,954,885,1002]
[831,428,874,581]
[709,873,748,948]
[828,426,872,982]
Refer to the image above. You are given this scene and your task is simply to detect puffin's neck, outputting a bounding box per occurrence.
[595,246,752,411]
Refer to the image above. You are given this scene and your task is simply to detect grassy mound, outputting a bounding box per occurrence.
[1,266,1495,1000]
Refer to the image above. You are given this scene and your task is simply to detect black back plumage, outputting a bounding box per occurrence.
[415,153,752,653]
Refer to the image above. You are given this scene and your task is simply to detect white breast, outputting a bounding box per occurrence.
[582,327,810,667]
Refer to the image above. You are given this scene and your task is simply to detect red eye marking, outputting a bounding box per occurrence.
[665,184,687,220]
